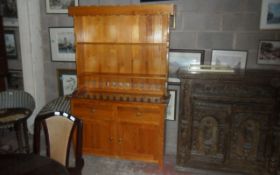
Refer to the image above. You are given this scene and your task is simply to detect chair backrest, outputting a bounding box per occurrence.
[33,111,83,169]
[38,96,70,115]
[0,90,35,111]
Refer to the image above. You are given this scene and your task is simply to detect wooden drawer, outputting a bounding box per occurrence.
[72,100,114,120]
[117,106,161,124]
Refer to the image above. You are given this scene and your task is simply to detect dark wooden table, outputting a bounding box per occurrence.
[0,153,69,175]
[0,108,31,153]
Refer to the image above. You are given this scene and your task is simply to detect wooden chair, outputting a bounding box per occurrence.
[33,111,84,175]
[0,90,35,153]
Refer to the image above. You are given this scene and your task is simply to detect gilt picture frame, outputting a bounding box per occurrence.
[257,40,280,65]
[46,0,79,14]
[4,27,19,59]
[49,27,75,62]
[169,49,204,77]
[211,50,248,70]
[166,84,180,121]
[57,69,77,96]
[260,0,280,29]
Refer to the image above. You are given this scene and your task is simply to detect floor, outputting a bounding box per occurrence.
[0,129,243,175]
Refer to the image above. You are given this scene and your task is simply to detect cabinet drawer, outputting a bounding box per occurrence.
[72,101,114,120]
[117,106,161,123]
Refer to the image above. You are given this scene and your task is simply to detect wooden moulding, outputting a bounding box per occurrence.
[68,4,175,16]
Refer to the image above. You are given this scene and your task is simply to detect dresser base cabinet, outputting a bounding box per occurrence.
[71,98,166,166]
[176,70,280,175]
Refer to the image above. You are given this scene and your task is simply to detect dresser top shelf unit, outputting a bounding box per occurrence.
[69,4,175,100]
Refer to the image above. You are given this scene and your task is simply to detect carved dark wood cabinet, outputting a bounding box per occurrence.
[176,69,280,175]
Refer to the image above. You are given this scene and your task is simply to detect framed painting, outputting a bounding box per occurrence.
[166,84,180,121]
[57,69,77,96]
[169,49,204,77]
[211,50,248,70]
[260,0,280,29]
[4,27,19,59]
[257,40,280,65]
[49,27,75,62]
[0,0,17,18]
[46,0,79,14]
[7,69,23,90]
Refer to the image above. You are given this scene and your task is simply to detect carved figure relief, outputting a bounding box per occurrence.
[232,119,260,161]
[198,116,218,155]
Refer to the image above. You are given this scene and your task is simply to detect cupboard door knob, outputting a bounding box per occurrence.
[118,138,123,144]
[108,137,113,143]
[91,109,96,113]
[136,112,142,116]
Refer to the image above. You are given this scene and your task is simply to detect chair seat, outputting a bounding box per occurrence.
[0,108,31,125]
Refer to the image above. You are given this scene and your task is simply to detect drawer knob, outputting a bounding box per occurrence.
[91,109,96,113]
[136,112,142,116]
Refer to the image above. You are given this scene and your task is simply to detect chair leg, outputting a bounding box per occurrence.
[23,120,30,153]
[14,122,23,153]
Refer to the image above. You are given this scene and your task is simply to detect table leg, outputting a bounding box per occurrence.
[14,122,23,153]
[23,120,30,153]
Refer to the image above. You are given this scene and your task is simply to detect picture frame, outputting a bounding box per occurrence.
[260,0,280,29]
[0,0,17,18]
[257,40,280,65]
[166,84,180,121]
[169,49,204,77]
[46,0,79,14]
[49,27,75,62]
[140,0,170,2]
[57,69,77,96]
[4,27,20,59]
[211,50,248,69]
[7,69,23,90]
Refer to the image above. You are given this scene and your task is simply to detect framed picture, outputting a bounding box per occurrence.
[260,0,280,29]
[4,27,19,59]
[49,27,75,62]
[57,69,77,96]
[166,84,180,121]
[169,49,204,77]
[141,0,170,2]
[211,50,248,69]
[257,40,280,65]
[7,69,23,90]
[46,0,79,14]
[0,0,17,18]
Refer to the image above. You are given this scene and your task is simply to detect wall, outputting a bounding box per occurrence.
[40,0,280,155]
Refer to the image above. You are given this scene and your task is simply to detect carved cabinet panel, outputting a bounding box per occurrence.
[177,70,280,175]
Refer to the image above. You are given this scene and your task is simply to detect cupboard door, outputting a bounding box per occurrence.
[229,106,270,169]
[118,121,160,163]
[117,105,163,164]
[82,118,116,156]
[190,101,230,164]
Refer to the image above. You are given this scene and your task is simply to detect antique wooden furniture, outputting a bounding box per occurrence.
[176,69,280,175]
[69,4,174,166]
[0,17,8,91]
